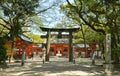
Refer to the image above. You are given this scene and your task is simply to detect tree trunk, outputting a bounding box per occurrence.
[9,37,15,63]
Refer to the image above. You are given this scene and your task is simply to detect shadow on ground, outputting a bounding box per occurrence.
[1,57,120,76]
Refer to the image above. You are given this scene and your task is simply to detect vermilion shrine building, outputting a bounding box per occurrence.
[4,35,42,59]
[49,43,91,57]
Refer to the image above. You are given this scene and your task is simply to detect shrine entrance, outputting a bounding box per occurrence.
[40,27,80,62]
[56,45,62,56]
[50,44,69,56]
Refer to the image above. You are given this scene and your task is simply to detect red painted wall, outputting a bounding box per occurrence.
[14,37,41,57]
[50,44,69,56]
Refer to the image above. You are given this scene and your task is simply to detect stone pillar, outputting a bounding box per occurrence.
[45,30,51,61]
[69,31,73,62]
[105,34,112,74]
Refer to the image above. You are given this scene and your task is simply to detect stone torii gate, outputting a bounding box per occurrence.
[40,27,80,62]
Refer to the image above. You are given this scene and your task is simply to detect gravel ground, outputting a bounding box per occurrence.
[0,55,119,76]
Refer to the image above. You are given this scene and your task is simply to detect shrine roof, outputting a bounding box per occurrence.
[40,27,80,32]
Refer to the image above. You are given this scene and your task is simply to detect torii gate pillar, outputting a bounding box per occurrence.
[69,31,73,62]
[45,30,51,61]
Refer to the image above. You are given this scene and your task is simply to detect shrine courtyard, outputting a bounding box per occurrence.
[0,55,119,76]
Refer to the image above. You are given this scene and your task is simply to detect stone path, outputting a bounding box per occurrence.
[0,56,119,76]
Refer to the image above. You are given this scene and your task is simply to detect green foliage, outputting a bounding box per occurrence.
[61,0,120,49]
[0,0,40,39]
[24,33,44,43]
[111,47,120,63]
[0,0,53,39]
[61,0,120,34]
[0,0,44,61]
[0,20,9,37]
[0,0,39,17]
[74,25,104,43]
[85,27,104,42]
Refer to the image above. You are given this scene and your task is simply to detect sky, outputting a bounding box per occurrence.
[39,0,65,27]
[30,0,75,35]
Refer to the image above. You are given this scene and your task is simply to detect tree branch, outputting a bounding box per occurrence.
[66,0,76,8]
[66,0,105,35]
[74,0,82,12]
[22,31,30,33]
[0,17,13,27]
[36,4,54,15]
[79,14,106,35]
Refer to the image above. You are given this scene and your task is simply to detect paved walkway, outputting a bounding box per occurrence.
[0,56,120,76]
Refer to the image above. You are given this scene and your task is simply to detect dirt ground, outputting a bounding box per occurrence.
[0,55,119,76]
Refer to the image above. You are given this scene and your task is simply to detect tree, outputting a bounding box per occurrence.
[61,0,120,63]
[0,0,38,62]
[0,0,53,62]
